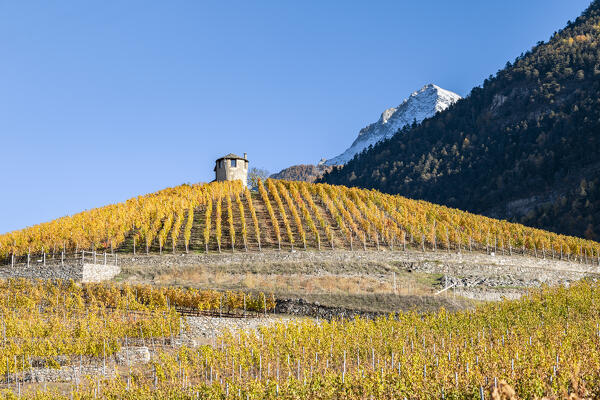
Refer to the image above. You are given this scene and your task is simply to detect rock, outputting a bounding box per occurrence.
[25,365,114,383]
[115,346,150,365]
[181,315,294,343]
[275,298,383,320]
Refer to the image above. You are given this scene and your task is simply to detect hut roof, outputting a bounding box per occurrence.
[216,153,246,161]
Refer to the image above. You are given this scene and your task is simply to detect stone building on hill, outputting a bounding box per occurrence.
[214,153,249,187]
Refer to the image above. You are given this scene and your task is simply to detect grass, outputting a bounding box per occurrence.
[118,256,474,314]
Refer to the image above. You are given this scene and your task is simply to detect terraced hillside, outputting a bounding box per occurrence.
[1,278,600,399]
[2,180,600,265]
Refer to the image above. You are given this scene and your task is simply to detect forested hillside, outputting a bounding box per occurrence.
[321,0,600,240]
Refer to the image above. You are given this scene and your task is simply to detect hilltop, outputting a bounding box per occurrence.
[320,1,600,241]
[1,180,598,259]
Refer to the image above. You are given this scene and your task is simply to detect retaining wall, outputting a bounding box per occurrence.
[81,263,121,282]
[0,263,120,282]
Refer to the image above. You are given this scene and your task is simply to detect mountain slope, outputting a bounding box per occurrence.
[320,1,600,241]
[324,84,461,166]
[270,164,333,183]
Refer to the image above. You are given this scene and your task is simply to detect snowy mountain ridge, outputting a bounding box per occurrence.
[323,84,461,166]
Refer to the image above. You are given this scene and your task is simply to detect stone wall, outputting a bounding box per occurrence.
[0,264,84,281]
[82,263,121,283]
[115,346,151,365]
[25,365,114,383]
[0,262,120,282]
[275,298,385,320]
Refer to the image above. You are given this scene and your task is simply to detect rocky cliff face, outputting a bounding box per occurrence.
[324,84,461,166]
[270,164,334,183]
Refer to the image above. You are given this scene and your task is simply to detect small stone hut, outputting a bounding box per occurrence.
[214,153,249,187]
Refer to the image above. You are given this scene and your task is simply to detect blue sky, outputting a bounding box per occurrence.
[0,0,592,233]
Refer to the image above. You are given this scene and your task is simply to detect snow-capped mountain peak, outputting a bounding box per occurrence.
[324,84,461,166]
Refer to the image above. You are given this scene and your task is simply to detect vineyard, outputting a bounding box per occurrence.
[1,180,600,266]
[128,280,600,399]
[0,278,272,374]
[0,279,598,398]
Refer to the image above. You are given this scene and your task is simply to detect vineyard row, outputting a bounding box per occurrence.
[2,180,600,264]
